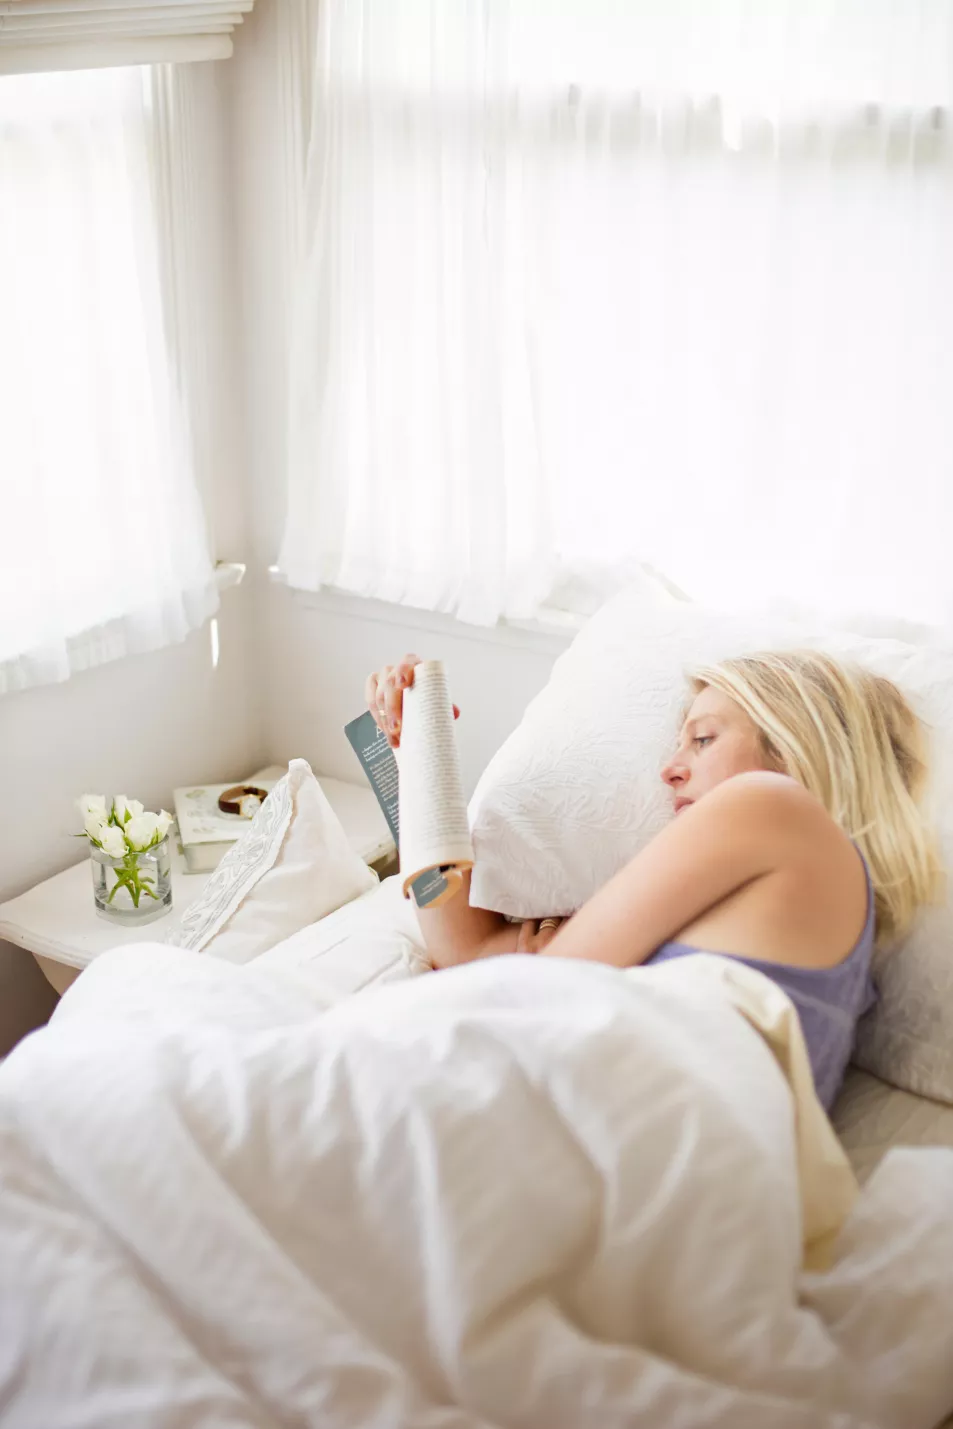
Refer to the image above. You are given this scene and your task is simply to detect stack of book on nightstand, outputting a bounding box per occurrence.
[172,768,283,873]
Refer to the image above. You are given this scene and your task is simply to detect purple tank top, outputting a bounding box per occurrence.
[644,849,877,1110]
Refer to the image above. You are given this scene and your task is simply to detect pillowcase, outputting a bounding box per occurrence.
[467,591,953,1103]
[254,874,431,1006]
[171,758,378,963]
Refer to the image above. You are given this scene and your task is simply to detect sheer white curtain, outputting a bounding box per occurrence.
[281,0,953,631]
[0,65,218,694]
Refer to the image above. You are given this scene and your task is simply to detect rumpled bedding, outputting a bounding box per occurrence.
[2,945,953,1429]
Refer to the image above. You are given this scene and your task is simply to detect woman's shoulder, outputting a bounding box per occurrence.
[704,769,830,826]
[703,770,857,867]
[685,773,868,969]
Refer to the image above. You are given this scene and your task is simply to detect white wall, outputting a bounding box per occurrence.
[0,587,258,906]
[0,587,260,1052]
[261,586,565,796]
[227,0,565,795]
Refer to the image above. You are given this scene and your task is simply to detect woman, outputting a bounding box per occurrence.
[366,649,943,1108]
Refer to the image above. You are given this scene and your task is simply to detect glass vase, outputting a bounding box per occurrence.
[90,836,173,926]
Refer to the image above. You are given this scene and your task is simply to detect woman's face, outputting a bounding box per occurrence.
[660,685,771,815]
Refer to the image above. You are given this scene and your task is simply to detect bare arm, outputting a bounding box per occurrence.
[413,869,510,968]
[365,653,509,968]
[541,772,829,969]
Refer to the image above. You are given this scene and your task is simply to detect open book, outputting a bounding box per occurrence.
[344,661,474,907]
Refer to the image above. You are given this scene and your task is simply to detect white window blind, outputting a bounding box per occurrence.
[279,0,953,634]
[0,0,252,75]
[0,65,220,693]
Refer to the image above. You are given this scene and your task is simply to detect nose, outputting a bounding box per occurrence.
[661,757,687,790]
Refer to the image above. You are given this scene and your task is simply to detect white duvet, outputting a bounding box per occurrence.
[3,945,953,1429]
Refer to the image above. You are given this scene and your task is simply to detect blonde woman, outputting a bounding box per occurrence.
[366,650,943,1109]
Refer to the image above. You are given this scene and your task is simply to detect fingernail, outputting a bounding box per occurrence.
[389,717,399,732]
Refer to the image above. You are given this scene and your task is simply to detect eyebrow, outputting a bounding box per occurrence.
[681,715,718,739]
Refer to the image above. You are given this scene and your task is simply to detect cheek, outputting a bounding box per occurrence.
[728,736,769,776]
[710,737,765,781]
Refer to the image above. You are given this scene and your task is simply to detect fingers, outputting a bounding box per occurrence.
[397,653,421,685]
[366,654,423,748]
[364,671,380,726]
[380,666,403,739]
[515,917,565,954]
[535,917,564,951]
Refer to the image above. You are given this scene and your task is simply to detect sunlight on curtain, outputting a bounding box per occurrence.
[280,0,953,632]
[0,66,218,693]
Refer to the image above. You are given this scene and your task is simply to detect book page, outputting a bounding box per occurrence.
[396,660,474,902]
[344,710,451,906]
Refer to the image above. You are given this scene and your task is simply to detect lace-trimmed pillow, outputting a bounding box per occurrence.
[169,759,377,963]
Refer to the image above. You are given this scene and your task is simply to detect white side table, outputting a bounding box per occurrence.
[0,771,395,996]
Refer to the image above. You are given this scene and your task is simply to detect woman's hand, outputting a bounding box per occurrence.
[466,916,569,961]
[515,917,567,954]
[365,653,460,749]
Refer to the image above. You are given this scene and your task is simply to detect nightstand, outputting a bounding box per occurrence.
[0,770,395,996]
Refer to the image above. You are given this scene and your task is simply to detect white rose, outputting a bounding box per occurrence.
[77,794,107,820]
[83,811,109,844]
[125,812,161,852]
[99,824,128,859]
[114,795,144,825]
[156,810,174,841]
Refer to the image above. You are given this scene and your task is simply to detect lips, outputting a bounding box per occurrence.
[674,798,693,815]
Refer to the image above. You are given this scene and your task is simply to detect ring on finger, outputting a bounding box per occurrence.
[539,918,559,931]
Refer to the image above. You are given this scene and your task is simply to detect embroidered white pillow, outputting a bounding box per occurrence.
[171,759,378,963]
[467,591,953,1103]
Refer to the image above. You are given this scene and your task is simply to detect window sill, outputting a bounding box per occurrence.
[267,569,582,653]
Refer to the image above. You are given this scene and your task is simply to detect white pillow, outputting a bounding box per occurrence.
[254,874,431,1006]
[172,758,378,963]
[468,592,953,1103]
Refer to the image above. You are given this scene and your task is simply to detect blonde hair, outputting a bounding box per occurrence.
[690,650,944,945]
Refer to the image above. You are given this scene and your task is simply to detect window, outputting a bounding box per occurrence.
[0,66,217,693]
[280,1,953,634]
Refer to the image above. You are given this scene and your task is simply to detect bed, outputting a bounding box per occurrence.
[831,1071,953,1429]
[4,878,953,1429]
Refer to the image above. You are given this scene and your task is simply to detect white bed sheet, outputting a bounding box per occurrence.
[7,945,953,1428]
[29,880,953,1429]
[831,1069,953,1429]
[253,879,953,1187]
